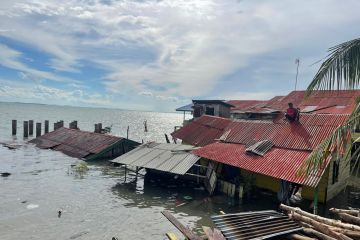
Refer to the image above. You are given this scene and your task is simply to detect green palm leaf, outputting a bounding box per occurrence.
[301,38,360,177]
[306,38,360,95]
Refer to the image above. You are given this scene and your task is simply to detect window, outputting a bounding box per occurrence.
[205,106,215,116]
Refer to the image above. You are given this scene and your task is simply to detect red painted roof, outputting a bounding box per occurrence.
[264,90,359,114]
[224,114,348,151]
[171,115,232,147]
[192,142,328,187]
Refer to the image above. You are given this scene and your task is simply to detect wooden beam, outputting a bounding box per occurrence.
[162,210,203,240]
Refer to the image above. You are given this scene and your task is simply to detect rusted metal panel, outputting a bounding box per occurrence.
[29,127,128,159]
[172,115,232,147]
[192,142,329,187]
[211,210,302,240]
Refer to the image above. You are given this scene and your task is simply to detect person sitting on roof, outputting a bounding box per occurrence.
[285,103,299,122]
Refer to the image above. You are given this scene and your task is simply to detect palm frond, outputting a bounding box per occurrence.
[298,103,360,175]
[306,38,360,96]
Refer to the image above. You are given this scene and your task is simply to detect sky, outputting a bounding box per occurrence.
[0,0,359,112]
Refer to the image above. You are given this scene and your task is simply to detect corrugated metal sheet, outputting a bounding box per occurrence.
[111,143,200,175]
[30,127,124,158]
[172,114,349,151]
[192,142,329,187]
[212,210,302,240]
[226,100,267,112]
[171,115,232,147]
[224,114,348,151]
[249,90,360,114]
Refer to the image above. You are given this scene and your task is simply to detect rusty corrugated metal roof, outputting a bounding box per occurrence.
[171,115,232,147]
[30,127,123,159]
[224,114,349,151]
[192,142,328,187]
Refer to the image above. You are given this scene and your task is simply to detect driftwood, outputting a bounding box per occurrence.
[303,228,337,240]
[338,213,360,226]
[290,212,352,240]
[280,204,360,232]
[330,208,360,217]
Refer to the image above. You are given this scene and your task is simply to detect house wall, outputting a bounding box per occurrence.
[194,104,230,118]
[326,155,350,201]
[240,169,329,203]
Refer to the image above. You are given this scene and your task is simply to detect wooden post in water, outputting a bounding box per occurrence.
[98,123,102,133]
[165,133,170,143]
[29,120,34,135]
[59,120,64,128]
[94,124,98,133]
[36,122,41,137]
[127,126,129,139]
[144,120,148,132]
[23,121,29,138]
[44,120,49,133]
[12,120,17,135]
[54,122,57,131]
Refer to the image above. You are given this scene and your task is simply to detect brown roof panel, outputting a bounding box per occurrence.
[30,127,123,158]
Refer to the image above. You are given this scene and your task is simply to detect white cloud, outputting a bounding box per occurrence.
[0,44,77,83]
[0,0,360,108]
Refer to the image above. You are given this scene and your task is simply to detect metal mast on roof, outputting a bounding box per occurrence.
[295,58,300,90]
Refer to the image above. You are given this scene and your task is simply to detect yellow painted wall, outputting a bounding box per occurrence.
[241,169,329,203]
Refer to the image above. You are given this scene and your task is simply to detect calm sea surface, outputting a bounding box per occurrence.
[0,102,359,240]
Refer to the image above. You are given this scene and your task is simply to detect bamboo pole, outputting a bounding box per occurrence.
[329,208,360,217]
[280,204,360,232]
[290,212,352,240]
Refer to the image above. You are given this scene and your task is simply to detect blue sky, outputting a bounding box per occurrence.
[0,0,359,112]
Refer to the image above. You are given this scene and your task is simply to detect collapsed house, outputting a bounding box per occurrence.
[30,127,140,161]
[171,90,360,204]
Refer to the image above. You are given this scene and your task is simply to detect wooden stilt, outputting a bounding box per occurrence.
[127,126,129,139]
[44,120,49,133]
[23,121,28,138]
[29,120,34,135]
[12,120,17,135]
[36,122,41,137]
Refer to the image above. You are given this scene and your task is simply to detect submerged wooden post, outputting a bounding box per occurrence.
[29,120,34,135]
[127,126,129,139]
[54,122,57,131]
[36,122,41,137]
[98,123,102,133]
[44,120,49,133]
[12,120,17,135]
[23,121,29,138]
[94,124,98,133]
[59,120,64,128]
[165,134,170,143]
[144,120,148,132]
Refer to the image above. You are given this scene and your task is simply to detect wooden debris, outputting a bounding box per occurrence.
[290,212,352,240]
[330,208,360,217]
[162,210,203,240]
[286,233,317,240]
[280,204,360,232]
[166,232,178,240]
[303,228,337,240]
[202,227,225,240]
[338,213,360,226]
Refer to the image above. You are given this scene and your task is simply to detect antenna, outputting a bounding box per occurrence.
[295,58,300,91]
